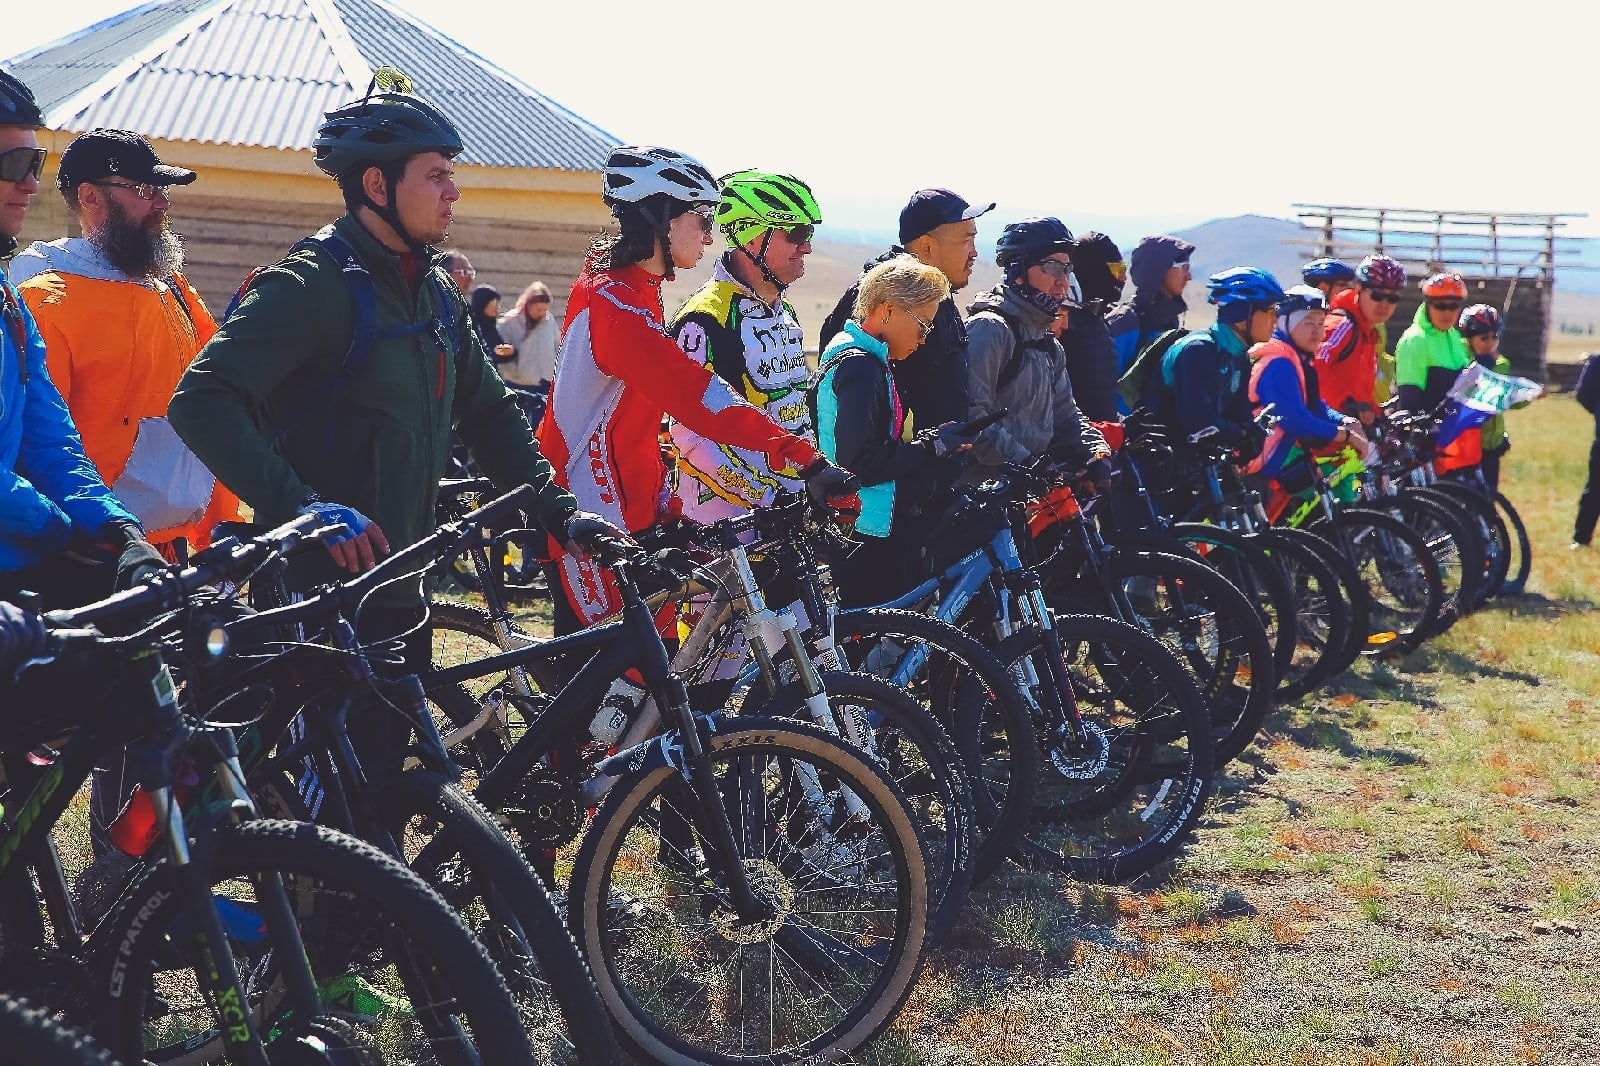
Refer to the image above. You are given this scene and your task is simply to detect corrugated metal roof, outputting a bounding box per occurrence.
[3,0,615,171]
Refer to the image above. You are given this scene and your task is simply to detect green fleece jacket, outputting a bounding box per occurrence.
[1394,303,1472,409]
[169,214,575,606]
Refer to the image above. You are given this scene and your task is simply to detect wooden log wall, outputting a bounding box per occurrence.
[12,187,601,321]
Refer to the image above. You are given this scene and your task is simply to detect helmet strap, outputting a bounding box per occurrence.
[363,161,428,254]
[734,229,786,299]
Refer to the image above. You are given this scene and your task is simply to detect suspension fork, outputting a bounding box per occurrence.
[1005,566,1090,743]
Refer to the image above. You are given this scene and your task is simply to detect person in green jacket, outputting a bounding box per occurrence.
[169,74,622,690]
[1458,303,1524,489]
[1394,271,1472,413]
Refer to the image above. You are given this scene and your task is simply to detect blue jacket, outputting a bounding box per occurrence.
[0,273,133,570]
[814,322,948,537]
[1156,321,1254,443]
[1249,333,1342,480]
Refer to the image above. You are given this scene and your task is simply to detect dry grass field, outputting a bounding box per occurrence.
[852,393,1600,1066]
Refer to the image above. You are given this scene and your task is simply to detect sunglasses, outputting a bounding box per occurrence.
[0,146,47,184]
[776,224,815,245]
[687,205,715,235]
[1033,259,1074,279]
[1366,290,1403,304]
[89,180,169,201]
[900,305,935,341]
[1429,300,1463,312]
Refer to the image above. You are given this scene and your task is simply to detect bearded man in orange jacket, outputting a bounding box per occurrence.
[11,129,237,559]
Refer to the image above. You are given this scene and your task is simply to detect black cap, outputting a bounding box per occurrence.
[56,129,196,192]
[898,188,995,245]
[0,68,43,128]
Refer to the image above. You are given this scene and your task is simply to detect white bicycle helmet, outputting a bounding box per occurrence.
[602,146,719,210]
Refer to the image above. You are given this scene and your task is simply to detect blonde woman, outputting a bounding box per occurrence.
[814,256,973,605]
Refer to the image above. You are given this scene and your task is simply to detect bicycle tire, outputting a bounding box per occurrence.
[1121,524,1299,687]
[257,769,620,1066]
[0,996,117,1065]
[994,616,1214,884]
[1492,490,1532,597]
[745,671,972,949]
[1367,491,1484,633]
[93,819,536,1066]
[568,717,928,1066]
[1270,524,1369,679]
[1247,528,1352,700]
[1419,481,1511,605]
[1325,506,1444,656]
[830,607,1037,887]
[1052,549,1275,767]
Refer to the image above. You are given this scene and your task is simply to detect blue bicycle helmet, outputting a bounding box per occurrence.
[1302,257,1356,286]
[1207,267,1285,322]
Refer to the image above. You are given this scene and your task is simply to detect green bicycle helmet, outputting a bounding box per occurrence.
[716,170,822,247]
[716,170,821,292]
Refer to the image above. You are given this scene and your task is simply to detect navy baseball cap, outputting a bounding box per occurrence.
[56,129,196,192]
[899,188,995,245]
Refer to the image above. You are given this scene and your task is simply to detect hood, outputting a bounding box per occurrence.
[8,236,151,287]
[861,247,906,273]
[1128,234,1194,293]
[822,319,888,365]
[1330,285,1366,322]
[967,283,1054,331]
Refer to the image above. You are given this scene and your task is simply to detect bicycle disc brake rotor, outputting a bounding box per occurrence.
[1046,720,1110,779]
[709,858,794,945]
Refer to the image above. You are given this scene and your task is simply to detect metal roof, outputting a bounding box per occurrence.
[3,0,616,171]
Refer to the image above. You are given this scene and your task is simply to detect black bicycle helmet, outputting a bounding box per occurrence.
[0,68,42,129]
[312,69,463,251]
[995,217,1075,275]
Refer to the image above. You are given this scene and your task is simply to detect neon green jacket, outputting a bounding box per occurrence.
[1394,303,1471,410]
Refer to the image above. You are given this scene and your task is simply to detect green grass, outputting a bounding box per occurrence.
[868,393,1600,1065]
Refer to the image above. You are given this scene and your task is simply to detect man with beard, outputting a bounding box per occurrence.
[0,84,162,611]
[12,129,238,560]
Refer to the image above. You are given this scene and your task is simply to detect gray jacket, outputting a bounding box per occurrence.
[964,286,1106,481]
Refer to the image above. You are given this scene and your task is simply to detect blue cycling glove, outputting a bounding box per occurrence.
[297,500,372,545]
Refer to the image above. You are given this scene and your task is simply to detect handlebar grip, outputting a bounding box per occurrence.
[458,484,540,531]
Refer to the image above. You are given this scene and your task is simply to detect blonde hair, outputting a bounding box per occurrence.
[853,255,950,321]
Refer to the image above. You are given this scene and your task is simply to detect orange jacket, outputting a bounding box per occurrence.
[1313,287,1382,418]
[13,240,239,548]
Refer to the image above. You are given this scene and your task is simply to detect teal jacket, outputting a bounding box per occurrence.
[814,322,947,538]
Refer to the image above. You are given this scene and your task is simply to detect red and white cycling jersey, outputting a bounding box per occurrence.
[537,263,820,625]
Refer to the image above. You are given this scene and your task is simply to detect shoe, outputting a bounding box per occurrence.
[1571,541,1589,551]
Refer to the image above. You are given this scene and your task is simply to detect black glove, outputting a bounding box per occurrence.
[562,510,629,555]
[0,601,48,675]
[1492,436,1511,457]
[112,524,168,591]
[799,459,862,522]
[916,422,975,459]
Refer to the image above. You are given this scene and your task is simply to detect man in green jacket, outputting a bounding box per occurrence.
[169,75,618,684]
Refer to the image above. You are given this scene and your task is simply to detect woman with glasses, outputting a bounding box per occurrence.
[537,146,855,631]
[963,217,1109,487]
[814,256,968,606]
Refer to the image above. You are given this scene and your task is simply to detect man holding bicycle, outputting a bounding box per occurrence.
[169,73,617,674]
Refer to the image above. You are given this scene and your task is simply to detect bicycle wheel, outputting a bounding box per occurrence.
[1054,549,1274,767]
[1492,490,1531,597]
[0,996,117,1065]
[1419,481,1510,605]
[1122,524,1299,688]
[995,616,1214,885]
[830,607,1037,887]
[568,717,927,1066]
[746,671,972,949]
[1248,528,1352,700]
[1326,507,1444,656]
[1368,492,1484,633]
[1271,525,1369,679]
[257,769,620,1066]
[427,600,544,773]
[94,820,535,1066]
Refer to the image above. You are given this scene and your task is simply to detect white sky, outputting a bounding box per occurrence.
[9,0,1600,235]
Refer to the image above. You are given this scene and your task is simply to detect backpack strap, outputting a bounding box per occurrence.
[992,309,1059,392]
[2,283,28,388]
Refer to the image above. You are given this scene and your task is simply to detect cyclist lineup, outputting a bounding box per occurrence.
[0,64,1551,1064]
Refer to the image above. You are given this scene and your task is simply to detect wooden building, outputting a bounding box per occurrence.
[1291,205,1587,382]
[5,0,616,316]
